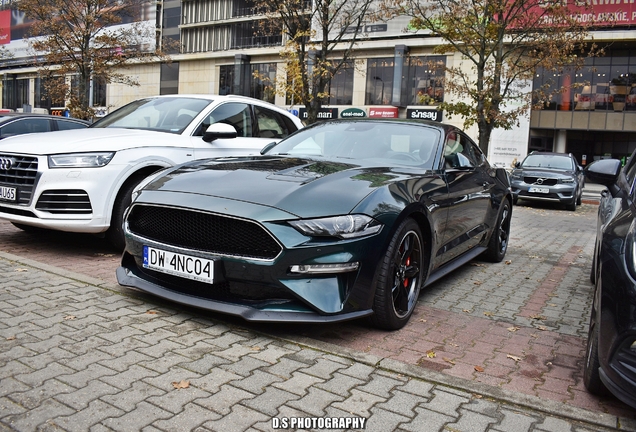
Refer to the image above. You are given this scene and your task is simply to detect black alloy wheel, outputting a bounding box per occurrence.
[371,218,425,330]
[483,201,511,263]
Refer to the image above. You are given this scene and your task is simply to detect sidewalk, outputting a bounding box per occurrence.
[0,203,635,431]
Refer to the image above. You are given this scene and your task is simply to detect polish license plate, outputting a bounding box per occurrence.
[0,185,16,201]
[143,245,214,283]
[528,187,549,194]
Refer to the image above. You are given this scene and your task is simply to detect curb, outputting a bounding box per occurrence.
[1,249,633,430]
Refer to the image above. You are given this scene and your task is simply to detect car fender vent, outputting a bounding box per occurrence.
[127,204,283,260]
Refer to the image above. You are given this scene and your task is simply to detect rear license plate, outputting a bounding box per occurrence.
[528,187,549,194]
[0,185,16,201]
[143,246,214,283]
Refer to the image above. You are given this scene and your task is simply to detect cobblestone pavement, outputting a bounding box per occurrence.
[1,201,636,431]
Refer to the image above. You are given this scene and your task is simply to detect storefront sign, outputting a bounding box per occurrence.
[341,108,367,118]
[299,107,339,120]
[369,107,398,118]
[406,108,443,122]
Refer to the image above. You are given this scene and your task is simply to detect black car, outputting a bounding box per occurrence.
[0,112,89,139]
[584,156,636,409]
[116,119,513,330]
[510,151,585,211]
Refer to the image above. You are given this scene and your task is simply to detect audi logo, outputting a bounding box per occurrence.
[0,157,14,170]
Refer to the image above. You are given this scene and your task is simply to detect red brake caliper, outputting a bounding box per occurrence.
[404,257,410,287]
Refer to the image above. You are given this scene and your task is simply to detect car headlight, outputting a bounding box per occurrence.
[560,177,575,184]
[289,215,383,239]
[48,152,115,168]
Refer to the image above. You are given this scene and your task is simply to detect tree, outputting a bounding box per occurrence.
[15,0,171,119]
[256,0,375,124]
[384,0,595,155]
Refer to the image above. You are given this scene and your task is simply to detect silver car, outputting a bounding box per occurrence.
[510,151,584,211]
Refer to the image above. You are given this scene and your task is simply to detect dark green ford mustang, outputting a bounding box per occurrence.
[116,119,512,330]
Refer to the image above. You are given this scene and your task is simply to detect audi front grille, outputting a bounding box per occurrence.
[0,154,38,205]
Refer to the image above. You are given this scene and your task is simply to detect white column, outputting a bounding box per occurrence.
[555,130,567,153]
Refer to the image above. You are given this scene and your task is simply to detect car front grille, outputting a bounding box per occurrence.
[35,190,92,214]
[127,204,283,260]
[0,154,38,205]
[524,176,558,186]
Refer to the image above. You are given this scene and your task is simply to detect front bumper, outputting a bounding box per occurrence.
[0,157,127,233]
[511,180,576,205]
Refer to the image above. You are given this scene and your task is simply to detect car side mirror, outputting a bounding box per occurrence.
[514,162,520,168]
[260,141,277,155]
[585,159,622,196]
[202,123,237,142]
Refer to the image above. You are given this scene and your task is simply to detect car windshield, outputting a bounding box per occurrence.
[90,97,213,134]
[266,121,440,168]
[522,154,574,170]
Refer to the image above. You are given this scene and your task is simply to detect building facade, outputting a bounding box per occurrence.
[0,1,634,167]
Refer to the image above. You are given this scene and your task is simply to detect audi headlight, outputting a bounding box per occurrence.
[289,215,383,239]
[48,152,115,168]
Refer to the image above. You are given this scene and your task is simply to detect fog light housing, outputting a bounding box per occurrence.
[290,262,359,274]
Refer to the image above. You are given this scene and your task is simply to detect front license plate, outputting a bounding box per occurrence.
[143,246,214,283]
[528,187,549,194]
[0,185,16,202]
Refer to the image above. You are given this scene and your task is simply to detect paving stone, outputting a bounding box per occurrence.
[201,404,269,432]
[101,401,173,432]
[52,400,125,432]
[196,384,256,416]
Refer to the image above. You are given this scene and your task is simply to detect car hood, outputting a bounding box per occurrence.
[142,156,421,218]
[0,128,183,155]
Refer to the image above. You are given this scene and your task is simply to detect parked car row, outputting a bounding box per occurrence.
[0,94,632,408]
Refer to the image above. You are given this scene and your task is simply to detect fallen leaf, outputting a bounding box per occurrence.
[418,318,427,323]
[63,315,76,320]
[484,311,494,317]
[472,394,483,399]
[146,310,158,315]
[548,303,557,307]
[474,365,485,372]
[426,350,436,358]
[473,281,482,285]
[530,314,546,320]
[251,346,261,351]
[463,309,471,313]
[537,326,548,331]
[449,343,459,347]
[443,357,455,365]
[15,268,27,272]
[470,263,485,267]
[6,336,16,341]
[507,354,522,362]
[507,326,520,332]
[505,260,512,265]
[172,380,190,389]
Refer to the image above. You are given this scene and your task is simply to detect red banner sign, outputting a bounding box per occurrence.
[369,107,399,118]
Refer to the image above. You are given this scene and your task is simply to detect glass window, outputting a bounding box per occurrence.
[325,62,354,105]
[0,118,51,138]
[160,62,179,95]
[219,65,233,95]
[56,120,87,131]
[250,63,276,104]
[366,58,394,105]
[3,78,29,110]
[407,56,445,106]
[254,106,294,138]
[195,102,253,137]
[93,76,107,107]
[35,77,66,110]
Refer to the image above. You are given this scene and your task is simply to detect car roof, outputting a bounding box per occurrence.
[134,94,295,116]
[0,113,89,123]
[527,151,573,157]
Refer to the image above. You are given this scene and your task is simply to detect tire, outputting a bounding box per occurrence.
[105,175,145,250]
[482,201,511,263]
[566,200,577,211]
[370,218,426,330]
[583,292,609,395]
[590,242,597,285]
[577,189,582,206]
